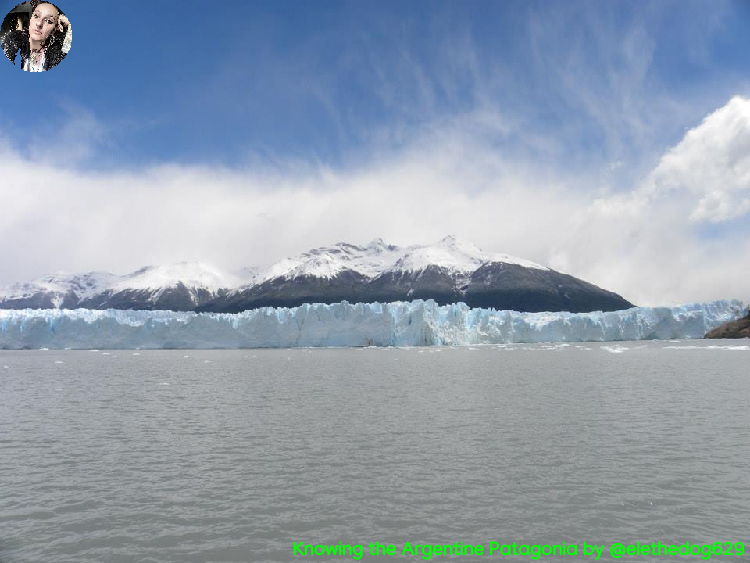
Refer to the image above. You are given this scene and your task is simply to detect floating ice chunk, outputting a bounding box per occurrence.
[541,343,570,351]
[601,345,629,354]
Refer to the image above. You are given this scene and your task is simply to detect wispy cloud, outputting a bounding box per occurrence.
[22,104,109,166]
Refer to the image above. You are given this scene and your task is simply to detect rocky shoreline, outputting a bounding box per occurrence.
[705,310,750,339]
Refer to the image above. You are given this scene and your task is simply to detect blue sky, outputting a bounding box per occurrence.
[1,0,749,305]
[3,0,748,169]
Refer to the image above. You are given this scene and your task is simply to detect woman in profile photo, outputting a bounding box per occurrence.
[1,0,71,72]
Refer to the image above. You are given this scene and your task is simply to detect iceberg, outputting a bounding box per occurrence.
[0,300,744,350]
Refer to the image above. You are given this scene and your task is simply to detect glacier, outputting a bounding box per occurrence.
[0,299,745,350]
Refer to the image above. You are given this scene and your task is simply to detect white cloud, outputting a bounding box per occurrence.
[1,98,749,307]
[633,96,750,223]
[587,97,750,223]
[556,96,750,305]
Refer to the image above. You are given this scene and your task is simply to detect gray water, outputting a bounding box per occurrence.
[1,341,748,563]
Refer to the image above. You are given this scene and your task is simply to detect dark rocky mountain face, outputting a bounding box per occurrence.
[705,310,750,339]
[0,290,82,310]
[198,263,634,314]
[199,270,373,313]
[0,293,59,310]
[0,285,221,312]
[77,284,217,312]
[366,265,463,305]
[462,263,633,313]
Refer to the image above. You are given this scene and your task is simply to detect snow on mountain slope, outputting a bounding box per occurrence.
[111,262,243,293]
[0,262,245,310]
[234,266,260,286]
[259,238,401,282]
[259,235,546,282]
[0,272,118,308]
[387,235,547,274]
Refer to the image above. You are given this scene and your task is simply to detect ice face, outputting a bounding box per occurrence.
[0,300,744,350]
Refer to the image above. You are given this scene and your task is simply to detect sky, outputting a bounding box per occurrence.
[0,0,749,306]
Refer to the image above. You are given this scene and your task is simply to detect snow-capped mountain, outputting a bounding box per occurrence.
[76,262,247,311]
[386,235,546,274]
[0,262,246,312]
[255,236,545,282]
[257,238,401,281]
[0,271,118,310]
[200,236,633,313]
[0,237,635,313]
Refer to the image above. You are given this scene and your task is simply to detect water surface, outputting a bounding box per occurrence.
[1,341,748,562]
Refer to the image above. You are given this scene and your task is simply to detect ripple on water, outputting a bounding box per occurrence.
[0,344,748,562]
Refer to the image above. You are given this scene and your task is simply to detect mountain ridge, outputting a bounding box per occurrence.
[0,236,634,313]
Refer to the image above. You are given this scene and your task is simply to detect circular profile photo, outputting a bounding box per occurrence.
[1,0,72,72]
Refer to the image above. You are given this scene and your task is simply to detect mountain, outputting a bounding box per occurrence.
[0,237,635,313]
[704,309,750,339]
[0,271,117,310]
[0,262,245,312]
[198,236,634,313]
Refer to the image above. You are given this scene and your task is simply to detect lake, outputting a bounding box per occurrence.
[1,341,748,562]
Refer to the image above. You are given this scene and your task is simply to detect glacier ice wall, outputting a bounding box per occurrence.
[0,300,744,350]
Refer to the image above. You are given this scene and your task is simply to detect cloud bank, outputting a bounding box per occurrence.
[1,97,749,306]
